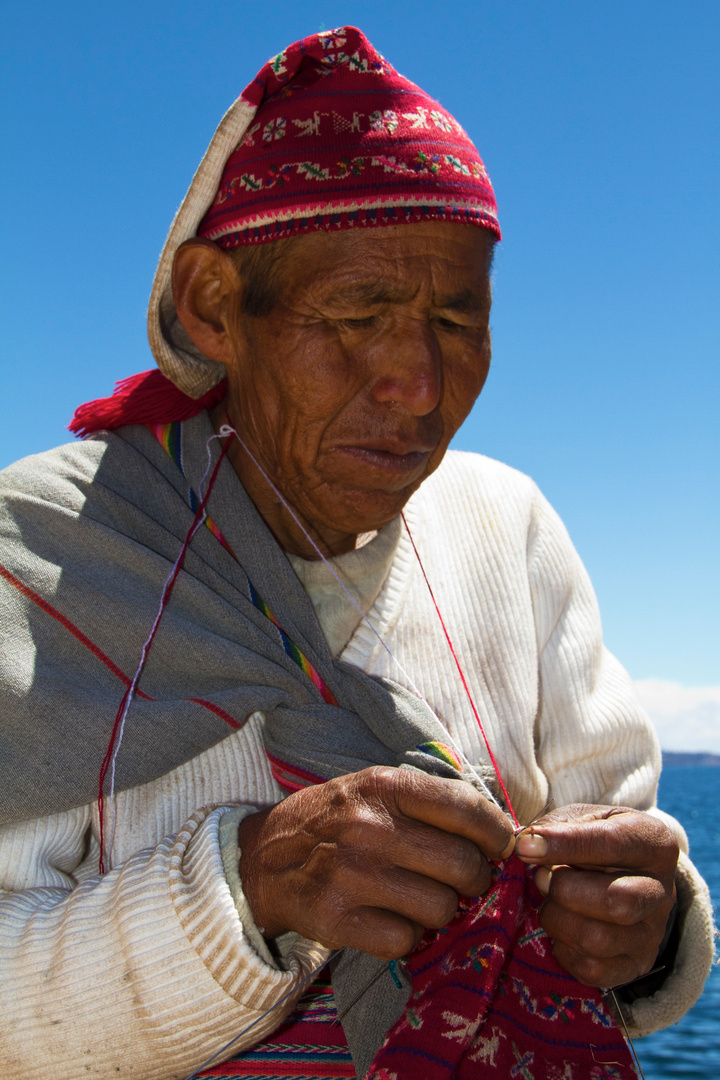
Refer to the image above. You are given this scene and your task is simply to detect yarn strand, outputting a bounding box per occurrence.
[97,432,234,872]
[401,511,519,829]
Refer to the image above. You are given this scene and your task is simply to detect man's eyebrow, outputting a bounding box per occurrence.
[433,288,487,314]
[323,283,487,311]
[324,282,411,307]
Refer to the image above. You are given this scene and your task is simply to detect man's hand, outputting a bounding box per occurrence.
[515,805,679,988]
[238,766,514,960]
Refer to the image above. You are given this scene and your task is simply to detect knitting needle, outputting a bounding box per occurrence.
[331,958,389,1025]
[608,987,647,1080]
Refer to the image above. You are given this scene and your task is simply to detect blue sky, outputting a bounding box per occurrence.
[2,1,718,697]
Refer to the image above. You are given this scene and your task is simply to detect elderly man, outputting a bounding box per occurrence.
[0,26,713,1080]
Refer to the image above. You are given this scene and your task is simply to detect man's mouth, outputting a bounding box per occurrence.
[332,442,435,477]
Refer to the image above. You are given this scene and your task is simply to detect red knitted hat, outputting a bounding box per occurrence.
[72,26,502,429]
[197,26,500,247]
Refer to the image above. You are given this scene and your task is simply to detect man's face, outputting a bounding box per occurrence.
[221,221,494,555]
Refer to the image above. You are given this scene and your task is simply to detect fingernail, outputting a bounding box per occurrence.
[515,832,548,860]
[534,866,552,895]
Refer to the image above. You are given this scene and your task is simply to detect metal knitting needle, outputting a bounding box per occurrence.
[331,958,389,1025]
[612,965,665,989]
[512,801,554,835]
[608,987,647,1080]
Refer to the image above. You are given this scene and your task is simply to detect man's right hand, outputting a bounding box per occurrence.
[237,765,514,960]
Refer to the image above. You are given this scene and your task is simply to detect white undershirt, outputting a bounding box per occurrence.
[287,516,402,657]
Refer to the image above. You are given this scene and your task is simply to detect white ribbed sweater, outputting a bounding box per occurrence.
[0,450,713,1080]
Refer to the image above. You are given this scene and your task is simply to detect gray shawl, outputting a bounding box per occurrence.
[0,413,487,1074]
[0,413,474,823]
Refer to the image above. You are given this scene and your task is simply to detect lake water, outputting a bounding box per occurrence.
[637,766,719,1078]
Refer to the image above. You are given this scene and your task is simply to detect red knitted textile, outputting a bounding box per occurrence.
[198,856,637,1079]
[197,27,500,248]
[368,855,637,1079]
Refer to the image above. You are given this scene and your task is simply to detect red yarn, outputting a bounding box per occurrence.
[69,370,228,437]
[97,434,234,873]
[401,512,520,829]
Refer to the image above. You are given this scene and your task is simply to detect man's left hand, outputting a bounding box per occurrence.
[515,805,678,989]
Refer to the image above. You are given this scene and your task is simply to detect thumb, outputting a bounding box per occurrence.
[514,805,638,868]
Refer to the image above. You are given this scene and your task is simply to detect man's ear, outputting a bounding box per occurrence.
[172,239,242,367]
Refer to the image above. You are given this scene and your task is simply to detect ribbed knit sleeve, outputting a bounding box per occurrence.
[0,802,327,1080]
[523,487,715,1034]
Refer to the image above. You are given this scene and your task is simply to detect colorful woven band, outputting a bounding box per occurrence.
[197,26,500,247]
[147,420,339,710]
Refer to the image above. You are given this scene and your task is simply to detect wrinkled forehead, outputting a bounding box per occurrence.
[257,221,495,313]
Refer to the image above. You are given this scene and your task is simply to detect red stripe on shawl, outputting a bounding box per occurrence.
[187,698,241,730]
[0,561,239,730]
[0,561,152,699]
[266,751,328,792]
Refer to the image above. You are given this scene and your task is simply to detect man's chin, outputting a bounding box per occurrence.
[313,479,425,540]
[298,449,447,547]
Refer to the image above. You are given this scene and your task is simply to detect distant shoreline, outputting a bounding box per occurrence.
[661,751,720,767]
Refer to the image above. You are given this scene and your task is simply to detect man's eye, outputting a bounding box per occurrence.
[338,316,377,330]
[434,316,464,331]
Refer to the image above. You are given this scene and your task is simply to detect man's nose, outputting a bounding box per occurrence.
[369,319,442,416]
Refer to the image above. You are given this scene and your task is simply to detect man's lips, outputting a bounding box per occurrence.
[332,442,436,477]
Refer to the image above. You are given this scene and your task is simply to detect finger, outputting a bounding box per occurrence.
[321,838,490,924]
[317,783,495,895]
[284,842,466,942]
[316,904,424,960]
[536,865,671,926]
[323,850,475,929]
[370,767,514,860]
[541,900,659,964]
[549,939,653,990]
[372,817,495,896]
[360,866,460,930]
[515,807,678,875]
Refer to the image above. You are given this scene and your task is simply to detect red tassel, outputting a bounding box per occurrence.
[68,370,228,437]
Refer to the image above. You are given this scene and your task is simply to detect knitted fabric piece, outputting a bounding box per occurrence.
[367,855,638,1080]
[197,26,500,247]
[198,856,638,1079]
